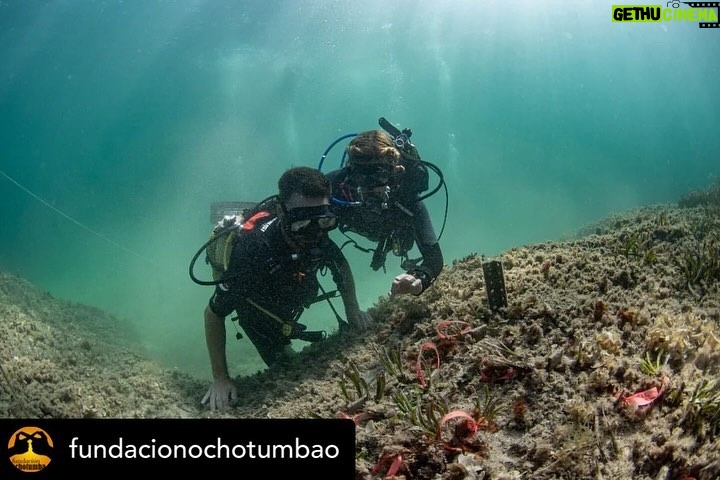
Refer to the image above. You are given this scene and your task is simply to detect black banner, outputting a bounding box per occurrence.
[0,418,355,478]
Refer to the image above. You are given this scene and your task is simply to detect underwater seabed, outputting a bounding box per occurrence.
[1,181,719,479]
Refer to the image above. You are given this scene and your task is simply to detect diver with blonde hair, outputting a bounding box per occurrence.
[324,121,445,296]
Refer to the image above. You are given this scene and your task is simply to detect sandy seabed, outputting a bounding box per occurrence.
[1,184,719,480]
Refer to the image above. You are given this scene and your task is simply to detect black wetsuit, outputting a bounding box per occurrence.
[208,215,351,366]
[325,167,444,293]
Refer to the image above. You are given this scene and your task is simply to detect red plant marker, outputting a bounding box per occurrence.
[416,342,440,388]
[436,410,478,440]
[617,375,669,408]
[620,387,661,407]
[335,411,371,426]
[436,320,473,340]
[386,454,403,477]
[479,362,521,383]
[371,453,403,477]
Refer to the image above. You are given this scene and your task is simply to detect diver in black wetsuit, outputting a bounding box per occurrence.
[325,129,444,296]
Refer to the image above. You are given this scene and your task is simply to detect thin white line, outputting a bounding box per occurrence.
[0,168,156,265]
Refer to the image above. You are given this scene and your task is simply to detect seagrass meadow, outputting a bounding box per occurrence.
[1,182,719,480]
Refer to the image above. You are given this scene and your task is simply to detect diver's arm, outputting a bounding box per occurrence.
[204,306,229,380]
[327,241,372,329]
[202,305,237,410]
[407,201,444,292]
[412,242,444,286]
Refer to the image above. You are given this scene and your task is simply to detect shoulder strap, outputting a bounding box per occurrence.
[206,210,275,281]
[242,211,272,231]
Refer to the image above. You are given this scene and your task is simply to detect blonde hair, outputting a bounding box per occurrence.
[346,130,400,166]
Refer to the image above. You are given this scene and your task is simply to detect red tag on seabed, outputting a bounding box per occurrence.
[617,375,669,408]
[620,386,661,407]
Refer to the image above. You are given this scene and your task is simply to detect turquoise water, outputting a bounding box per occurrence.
[1,0,718,379]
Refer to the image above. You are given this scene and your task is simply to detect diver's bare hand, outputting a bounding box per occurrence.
[201,377,237,411]
[390,273,423,296]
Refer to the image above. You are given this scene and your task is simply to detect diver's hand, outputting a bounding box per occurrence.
[347,309,373,330]
[390,273,423,296]
[201,377,237,411]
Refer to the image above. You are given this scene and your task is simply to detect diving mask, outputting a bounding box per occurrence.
[347,163,395,188]
[284,204,338,233]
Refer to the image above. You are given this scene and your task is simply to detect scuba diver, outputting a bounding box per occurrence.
[196,166,372,410]
[322,118,447,296]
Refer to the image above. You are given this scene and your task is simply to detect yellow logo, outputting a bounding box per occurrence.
[7,426,53,473]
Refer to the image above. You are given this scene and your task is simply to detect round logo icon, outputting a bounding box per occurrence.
[7,426,53,473]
